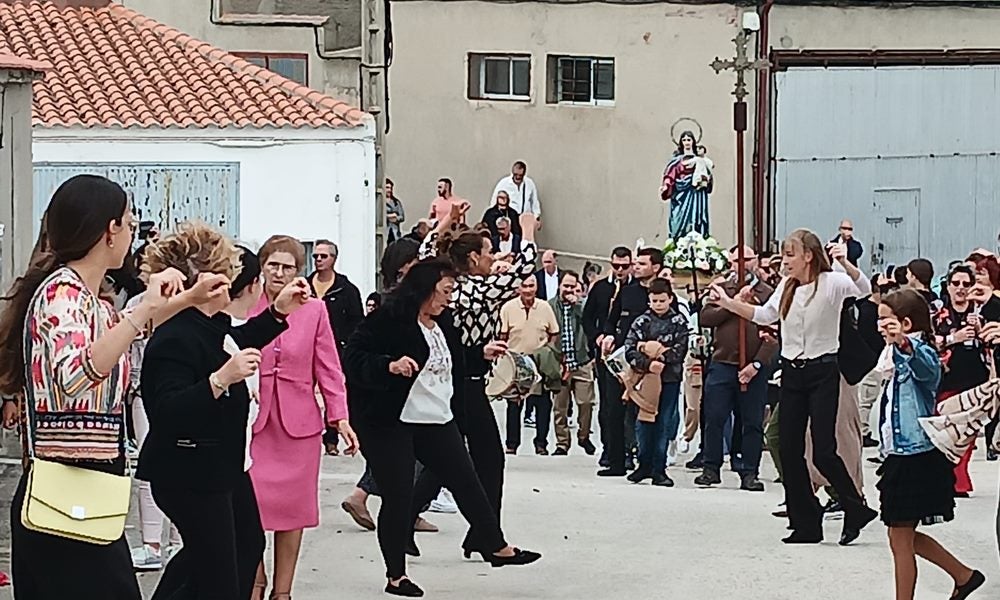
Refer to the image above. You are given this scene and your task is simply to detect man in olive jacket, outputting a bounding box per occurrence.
[549,271,597,456]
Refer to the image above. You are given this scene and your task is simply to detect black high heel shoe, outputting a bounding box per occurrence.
[462,547,489,562]
[486,548,542,568]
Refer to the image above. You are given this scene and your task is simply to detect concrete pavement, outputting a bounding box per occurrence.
[2,418,998,599]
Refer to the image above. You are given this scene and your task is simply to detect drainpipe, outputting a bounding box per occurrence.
[752,0,774,251]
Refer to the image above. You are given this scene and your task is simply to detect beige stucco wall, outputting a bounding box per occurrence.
[386,1,746,259]
[387,1,1000,263]
[770,5,1000,50]
[120,0,360,102]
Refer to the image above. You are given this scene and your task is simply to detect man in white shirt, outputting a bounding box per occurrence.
[492,161,541,227]
[533,250,560,301]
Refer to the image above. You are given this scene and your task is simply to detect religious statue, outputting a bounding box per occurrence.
[660,122,713,240]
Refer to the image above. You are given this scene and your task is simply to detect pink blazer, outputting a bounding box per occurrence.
[251,295,349,439]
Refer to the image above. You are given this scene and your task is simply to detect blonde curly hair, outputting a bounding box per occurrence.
[142,221,242,287]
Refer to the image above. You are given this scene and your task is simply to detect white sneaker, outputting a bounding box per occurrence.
[131,545,163,571]
[429,489,458,514]
[678,439,691,455]
[667,440,678,466]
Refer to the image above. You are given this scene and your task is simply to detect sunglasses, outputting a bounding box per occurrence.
[611,263,632,271]
[950,280,974,288]
[840,226,854,231]
[313,253,331,260]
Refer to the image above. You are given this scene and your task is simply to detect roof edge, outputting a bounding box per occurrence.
[0,53,51,72]
[107,3,368,127]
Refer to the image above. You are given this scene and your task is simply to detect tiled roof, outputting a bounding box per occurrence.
[0,1,366,128]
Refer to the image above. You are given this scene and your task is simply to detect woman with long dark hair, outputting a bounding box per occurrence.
[414,203,538,558]
[0,175,206,599]
[708,229,878,546]
[138,224,310,600]
[344,259,540,597]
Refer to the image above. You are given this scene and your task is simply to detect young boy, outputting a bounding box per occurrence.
[623,278,689,486]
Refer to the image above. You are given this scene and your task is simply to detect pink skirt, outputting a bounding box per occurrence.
[249,397,322,532]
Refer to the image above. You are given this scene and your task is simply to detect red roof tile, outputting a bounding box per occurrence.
[0,1,366,128]
[0,51,50,71]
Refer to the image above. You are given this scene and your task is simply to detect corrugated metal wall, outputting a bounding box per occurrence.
[32,163,241,242]
[773,65,1000,274]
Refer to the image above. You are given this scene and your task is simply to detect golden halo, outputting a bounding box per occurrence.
[670,117,703,146]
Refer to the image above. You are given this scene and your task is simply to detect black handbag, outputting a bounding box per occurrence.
[838,297,879,386]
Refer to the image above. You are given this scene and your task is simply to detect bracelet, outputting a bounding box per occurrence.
[269,305,288,321]
[122,312,146,337]
[209,373,229,395]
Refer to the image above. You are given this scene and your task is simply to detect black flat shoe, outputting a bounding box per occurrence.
[627,468,652,484]
[782,531,823,544]
[487,548,542,568]
[597,468,626,477]
[405,539,420,557]
[651,473,674,487]
[953,570,985,599]
[840,506,878,545]
[385,578,424,597]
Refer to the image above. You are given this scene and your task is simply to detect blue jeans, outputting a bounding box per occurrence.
[703,362,766,475]
[636,381,681,475]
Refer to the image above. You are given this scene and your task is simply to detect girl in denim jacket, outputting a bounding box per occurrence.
[875,289,984,600]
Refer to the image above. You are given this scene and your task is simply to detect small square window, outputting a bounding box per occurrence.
[233,52,308,86]
[547,56,615,106]
[468,53,532,101]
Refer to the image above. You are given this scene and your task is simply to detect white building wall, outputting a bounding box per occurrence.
[32,130,377,294]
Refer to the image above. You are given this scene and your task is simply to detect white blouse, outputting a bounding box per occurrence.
[400,322,454,424]
[224,320,259,472]
[752,265,870,361]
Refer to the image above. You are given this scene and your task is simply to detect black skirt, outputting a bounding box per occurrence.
[877,449,956,526]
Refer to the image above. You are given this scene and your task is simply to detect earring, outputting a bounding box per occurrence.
[107,237,114,248]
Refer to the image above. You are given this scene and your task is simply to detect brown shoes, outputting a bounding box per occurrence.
[341,498,375,531]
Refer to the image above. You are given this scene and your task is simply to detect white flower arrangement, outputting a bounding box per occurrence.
[663,231,728,275]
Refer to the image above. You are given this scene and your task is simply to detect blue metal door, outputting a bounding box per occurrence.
[32,163,241,240]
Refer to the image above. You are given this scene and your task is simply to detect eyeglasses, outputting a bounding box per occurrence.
[265,262,298,274]
[840,226,854,231]
[950,280,974,288]
[611,263,632,271]
[313,253,331,260]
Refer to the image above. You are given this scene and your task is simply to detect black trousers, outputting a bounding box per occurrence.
[358,419,507,579]
[604,373,628,471]
[596,361,614,454]
[11,469,142,600]
[779,359,869,536]
[505,392,552,451]
[151,473,265,600]
[411,377,506,551]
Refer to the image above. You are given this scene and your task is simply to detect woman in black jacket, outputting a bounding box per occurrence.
[136,223,311,600]
[344,259,541,598]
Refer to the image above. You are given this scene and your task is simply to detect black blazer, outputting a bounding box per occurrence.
[136,307,287,491]
[343,307,465,428]
[534,269,561,301]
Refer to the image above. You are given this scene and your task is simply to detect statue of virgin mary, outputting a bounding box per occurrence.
[660,130,712,240]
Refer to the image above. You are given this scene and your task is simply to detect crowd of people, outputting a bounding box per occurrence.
[0,165,998,600]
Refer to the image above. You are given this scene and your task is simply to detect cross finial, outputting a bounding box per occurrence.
[710,29,770,102]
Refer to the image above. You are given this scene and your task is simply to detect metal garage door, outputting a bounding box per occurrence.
[773,66,1000,273]
[33,163,241,242]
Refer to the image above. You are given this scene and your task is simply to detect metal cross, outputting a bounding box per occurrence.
[710,29,770,102]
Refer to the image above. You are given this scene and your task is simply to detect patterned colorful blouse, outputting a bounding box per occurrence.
[24,267,130,462]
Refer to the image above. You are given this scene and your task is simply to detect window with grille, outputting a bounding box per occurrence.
[546,56,615,106]
[467,53,531,101]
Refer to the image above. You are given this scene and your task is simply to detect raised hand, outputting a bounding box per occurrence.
[142,267,186,311]
[274,278,311,315]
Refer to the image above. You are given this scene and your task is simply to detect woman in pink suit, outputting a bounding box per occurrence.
[250,235,359,600]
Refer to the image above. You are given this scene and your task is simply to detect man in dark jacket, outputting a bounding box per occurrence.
[583,246,633,465]
[597,246,664,477]
[695,246,777,492]
[831,219,864,267]
[308,239,364,455]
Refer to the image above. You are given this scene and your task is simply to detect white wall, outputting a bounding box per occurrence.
[32,129,377,294]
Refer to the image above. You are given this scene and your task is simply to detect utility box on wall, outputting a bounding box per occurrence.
[0,55,47,292]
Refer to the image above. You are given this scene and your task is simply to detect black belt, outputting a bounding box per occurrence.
[783,353,837,369]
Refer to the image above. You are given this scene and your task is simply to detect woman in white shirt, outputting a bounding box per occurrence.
[343,259,541,598]
[708,228,879,546]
